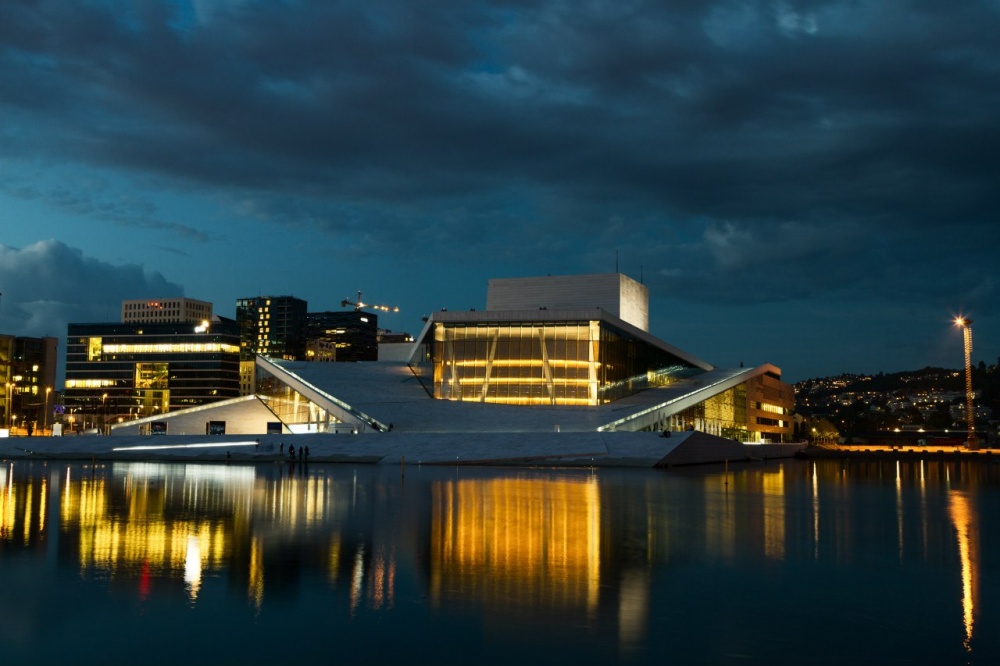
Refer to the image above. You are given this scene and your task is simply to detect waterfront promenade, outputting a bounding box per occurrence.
[0,430,804,467]
[797,442,1000,461]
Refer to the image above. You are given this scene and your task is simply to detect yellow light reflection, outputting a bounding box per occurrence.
[327,535,341,585]
[1,464,14,540]
[812,463,819,559]
[248,536,264,612]
[22,480,33,542]
[896,461,904,560]
[762,468,786,561]
[430,477,601,613]
[370,546,395,611]
[185,534,202,601]
[948,491,978,652]
[350,545,365,615]
[618,569,650,654]
[60,467,243,589]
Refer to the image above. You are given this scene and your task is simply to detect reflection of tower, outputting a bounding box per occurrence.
[948,491,979,652]
[954,317,977,450]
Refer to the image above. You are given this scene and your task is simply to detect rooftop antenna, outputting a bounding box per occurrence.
[615,250,619,273]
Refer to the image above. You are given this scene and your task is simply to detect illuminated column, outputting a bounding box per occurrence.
[588,321,600,405]
[955,317,977,450]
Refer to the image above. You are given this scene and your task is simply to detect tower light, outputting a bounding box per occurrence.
[954,316,978,450]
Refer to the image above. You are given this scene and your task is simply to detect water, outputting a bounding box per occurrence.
[1,457,998,665]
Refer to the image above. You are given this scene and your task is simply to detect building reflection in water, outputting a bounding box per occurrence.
[29,461,401,613]
[761,466,786,561]
[60,463,251,601]
[0,458,995,660]
[429,477,602,614]
[0,461,48,547]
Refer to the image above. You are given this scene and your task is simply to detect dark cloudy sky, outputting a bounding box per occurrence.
[1,0,997,384]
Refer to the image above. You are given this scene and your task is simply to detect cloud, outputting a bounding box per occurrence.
[0,164,211,242]
[0,0,996,379]
[0,240,184,338]
[1,0,995,237]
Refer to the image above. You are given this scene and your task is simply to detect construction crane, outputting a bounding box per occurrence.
[341,290,399,313]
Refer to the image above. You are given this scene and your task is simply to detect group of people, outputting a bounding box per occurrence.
[279,442,309,461]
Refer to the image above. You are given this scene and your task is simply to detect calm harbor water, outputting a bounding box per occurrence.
[1,457,998,665]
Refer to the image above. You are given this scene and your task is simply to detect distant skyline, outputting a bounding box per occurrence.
[1,1,997,384]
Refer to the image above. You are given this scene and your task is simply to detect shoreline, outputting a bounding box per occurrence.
[796,444,1000,462]
[0,431,806,468]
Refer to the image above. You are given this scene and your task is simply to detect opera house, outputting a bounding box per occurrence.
[101,273,795,456]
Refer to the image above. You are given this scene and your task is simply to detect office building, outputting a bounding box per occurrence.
[0,334,58,434]
[122,298,213,324]
[235,296,308,361]
[306,311,379,362]
[64,316,241,431]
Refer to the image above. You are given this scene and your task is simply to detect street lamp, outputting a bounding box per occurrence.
[5,381,15,429]
[44,387,51,436]
[954,316,978,450]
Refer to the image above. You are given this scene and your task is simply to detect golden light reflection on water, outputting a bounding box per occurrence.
[896,461,904,560]
[812,463,819,559]
[61,467,237,591]
[248,536,265,612]
[704,474,735,561]
[429,477,601,613]
[1,463,14,539]
[761,467,785,561]
[948,491,979,652]
[0,456,996,660]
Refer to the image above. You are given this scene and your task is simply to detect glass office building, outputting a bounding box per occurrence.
[235,295,308,361]
[306,311,379,362]
[64,320,242,429]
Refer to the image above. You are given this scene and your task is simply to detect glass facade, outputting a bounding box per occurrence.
[411,320,703,406]
[656,374,794,443]
[65,321,241,430]
[659,384,751,439]
[305,311,378,362]
[235,296,308,361]
[255,364,345,433]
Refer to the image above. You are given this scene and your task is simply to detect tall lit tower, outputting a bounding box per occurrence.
[955,317,977,450]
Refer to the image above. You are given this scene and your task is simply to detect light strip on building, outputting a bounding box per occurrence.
[102,342,240,354]
[112,441,259,452]
[451,360,594,369]
[456,378,593,386]
[476,397,594,406]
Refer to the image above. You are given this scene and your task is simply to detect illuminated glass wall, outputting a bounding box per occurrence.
[255,364,342,433]
[65,321,242,427]
[411,320,703,406]
[663,375,794,443]
[663,384,750,439]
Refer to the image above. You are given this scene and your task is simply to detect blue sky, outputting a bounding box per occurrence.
[1,0,998,384]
